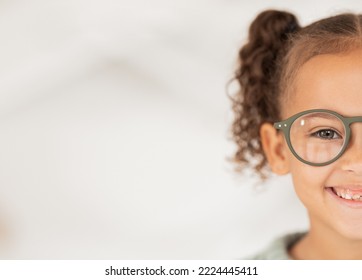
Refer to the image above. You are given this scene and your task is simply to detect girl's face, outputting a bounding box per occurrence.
[282,48,362,239]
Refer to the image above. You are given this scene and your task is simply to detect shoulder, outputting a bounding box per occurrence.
[244,231,307,260]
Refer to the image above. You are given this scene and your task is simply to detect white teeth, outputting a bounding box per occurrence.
[334,188,362,201]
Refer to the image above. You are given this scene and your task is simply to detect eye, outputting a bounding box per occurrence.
[311,129,342,140]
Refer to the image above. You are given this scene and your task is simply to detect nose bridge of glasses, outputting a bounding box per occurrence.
[346,116,362,125]
[345,117,362,149]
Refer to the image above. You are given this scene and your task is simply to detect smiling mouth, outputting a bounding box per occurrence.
[326,186,362,202]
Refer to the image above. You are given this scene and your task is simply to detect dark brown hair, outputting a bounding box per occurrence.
[228,10,362,181]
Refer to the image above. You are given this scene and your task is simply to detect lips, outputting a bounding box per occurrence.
[331,187,362,201]
[325,186,362,208]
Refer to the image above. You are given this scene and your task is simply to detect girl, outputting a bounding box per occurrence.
[229,10,362,259]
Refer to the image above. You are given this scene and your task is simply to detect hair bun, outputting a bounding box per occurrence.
[249,10,300,47]
[237,10,301,104]
[230,10,301,179]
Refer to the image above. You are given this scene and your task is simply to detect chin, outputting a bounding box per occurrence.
[335,222,362,241]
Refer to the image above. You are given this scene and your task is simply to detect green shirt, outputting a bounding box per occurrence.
[246,232,307,260]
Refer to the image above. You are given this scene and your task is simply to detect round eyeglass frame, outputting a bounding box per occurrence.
[273,109,362,166]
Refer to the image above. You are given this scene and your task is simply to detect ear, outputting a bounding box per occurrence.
[259,122,290,175]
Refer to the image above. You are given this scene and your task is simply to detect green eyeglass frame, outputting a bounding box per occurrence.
[273,109,362,166]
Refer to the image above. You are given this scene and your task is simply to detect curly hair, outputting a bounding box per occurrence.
[227,10,362,181]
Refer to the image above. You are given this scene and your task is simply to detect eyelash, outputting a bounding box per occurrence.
[310,129,343,140]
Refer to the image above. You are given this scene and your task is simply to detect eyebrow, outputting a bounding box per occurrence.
[303,113,340,120]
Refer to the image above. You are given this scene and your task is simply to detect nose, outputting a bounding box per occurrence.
[339,123,362,175]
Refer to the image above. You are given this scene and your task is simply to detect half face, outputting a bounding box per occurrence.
[281,48,362,240]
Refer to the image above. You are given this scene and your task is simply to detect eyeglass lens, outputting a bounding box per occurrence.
[290,112,347,164]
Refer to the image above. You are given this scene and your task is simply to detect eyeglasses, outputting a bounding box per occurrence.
[274,109,362,166]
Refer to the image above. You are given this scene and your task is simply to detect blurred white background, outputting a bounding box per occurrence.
[0,0,359,259]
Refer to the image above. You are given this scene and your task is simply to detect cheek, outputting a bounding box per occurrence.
[288,157,333,206]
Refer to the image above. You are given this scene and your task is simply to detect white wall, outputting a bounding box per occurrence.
[0,0,359,259]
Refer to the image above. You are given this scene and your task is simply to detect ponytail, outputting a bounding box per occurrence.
[228,10,301,180]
